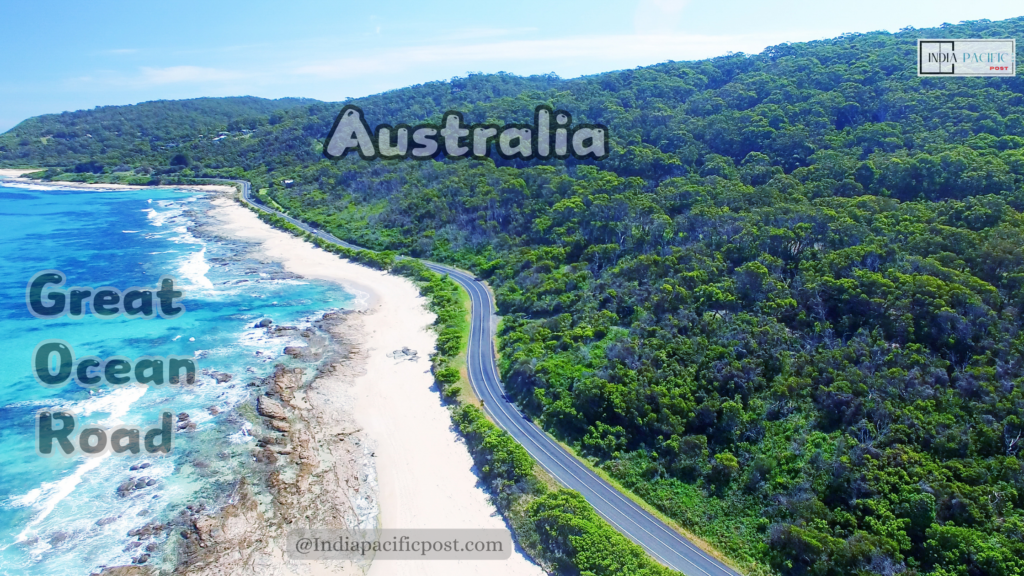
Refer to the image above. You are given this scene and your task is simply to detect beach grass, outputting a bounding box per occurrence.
[452,283,481,407]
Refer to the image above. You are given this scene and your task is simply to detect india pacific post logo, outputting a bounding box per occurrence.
[323,105,608,161]
[918,39,1016,77]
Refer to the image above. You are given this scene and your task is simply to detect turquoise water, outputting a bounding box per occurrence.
[0,182,355,575]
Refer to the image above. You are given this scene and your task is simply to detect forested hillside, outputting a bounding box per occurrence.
[0,96,317,168]
[7,15,1024,576]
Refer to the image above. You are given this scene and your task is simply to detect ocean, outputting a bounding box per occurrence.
[0,182,356,575]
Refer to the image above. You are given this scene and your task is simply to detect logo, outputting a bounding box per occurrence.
[918,39,1015,77]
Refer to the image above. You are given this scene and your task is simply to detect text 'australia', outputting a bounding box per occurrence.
[323,105,608,161]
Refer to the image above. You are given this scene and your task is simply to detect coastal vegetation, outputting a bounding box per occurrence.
[7,15,1024,575]
[246,204,674,575]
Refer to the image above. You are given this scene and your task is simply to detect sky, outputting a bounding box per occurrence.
[1,0,1022,132]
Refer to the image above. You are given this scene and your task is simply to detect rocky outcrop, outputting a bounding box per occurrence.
[256,395,286,420]
[268,364,301,402]
[269,419,290,433]
[172,478,267,571]
[175,412,197,432]
[116,476,157,497]
[105,305,376,576]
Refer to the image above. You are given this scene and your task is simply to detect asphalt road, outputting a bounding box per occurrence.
[232,180,740,576]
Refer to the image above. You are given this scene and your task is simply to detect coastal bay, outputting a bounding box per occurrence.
[0,172,542,575]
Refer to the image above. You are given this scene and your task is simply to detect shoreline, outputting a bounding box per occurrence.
[208,196,544,576]
[5,174,544,576]
[0,170,237,194]
[100,191,378,576]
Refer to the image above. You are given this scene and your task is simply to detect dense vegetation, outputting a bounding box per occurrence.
[248,206,672,575]
[0,96,317,172]
[8,15,1024,576]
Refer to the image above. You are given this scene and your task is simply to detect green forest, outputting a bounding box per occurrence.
[6,15,1024,576]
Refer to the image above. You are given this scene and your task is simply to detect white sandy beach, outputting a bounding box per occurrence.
[0,169,38,179]
[209,196,544,576]
[0,169,237,194]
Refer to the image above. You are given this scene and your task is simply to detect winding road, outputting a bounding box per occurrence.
[231,179,741,576]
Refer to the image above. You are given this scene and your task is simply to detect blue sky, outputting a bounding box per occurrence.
[1,0,1022,132]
